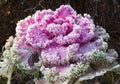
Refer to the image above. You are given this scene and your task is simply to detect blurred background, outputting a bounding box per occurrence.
[0,0,120,84]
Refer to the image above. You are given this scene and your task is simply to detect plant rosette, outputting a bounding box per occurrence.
[0,5,120,84]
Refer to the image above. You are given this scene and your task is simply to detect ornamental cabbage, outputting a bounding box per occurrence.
[0,5,120,84]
